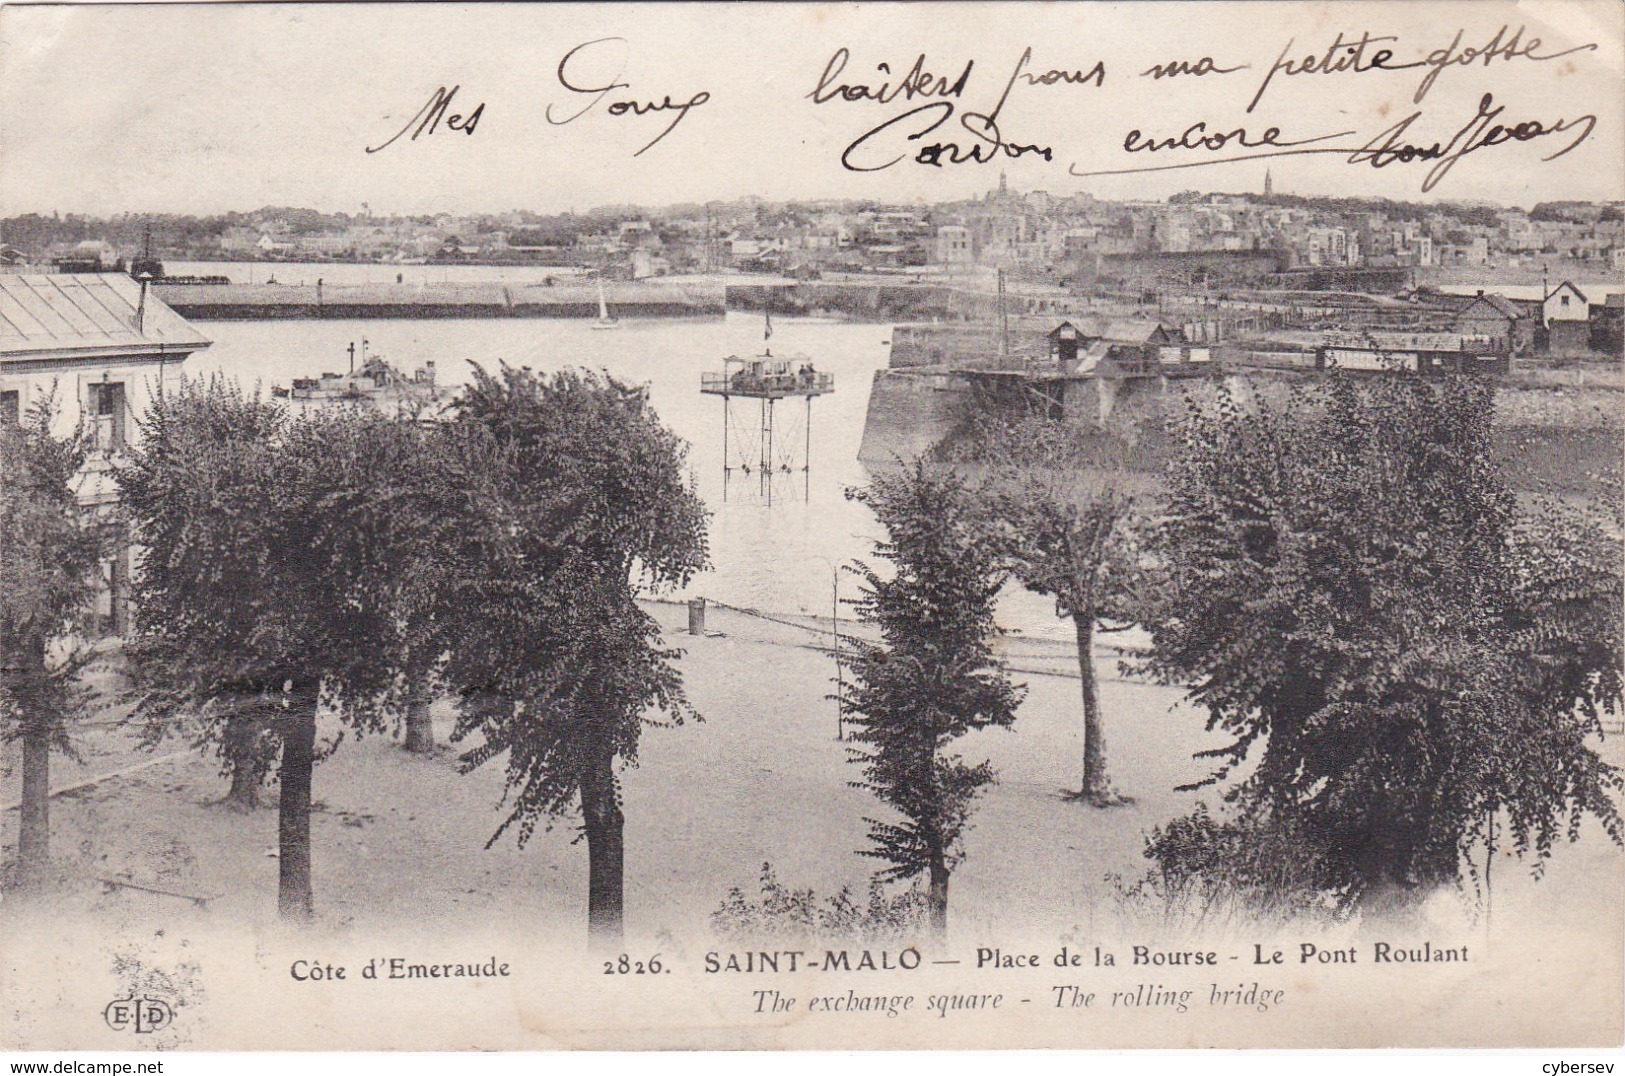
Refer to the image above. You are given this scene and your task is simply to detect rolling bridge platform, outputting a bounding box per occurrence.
[700,352,834,504]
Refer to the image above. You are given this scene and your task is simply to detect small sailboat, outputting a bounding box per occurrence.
[591,280,620,330]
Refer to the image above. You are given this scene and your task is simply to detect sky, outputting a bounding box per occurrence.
[1,0,1622,217]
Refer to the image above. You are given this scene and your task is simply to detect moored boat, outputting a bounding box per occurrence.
[271,340,440,409]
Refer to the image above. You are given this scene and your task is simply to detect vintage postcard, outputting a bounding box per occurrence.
[1,0,1622,1054]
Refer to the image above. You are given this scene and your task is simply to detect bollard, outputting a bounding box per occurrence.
[687,598,707,636]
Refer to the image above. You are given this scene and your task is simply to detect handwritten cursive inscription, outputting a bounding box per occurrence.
[828,46,1103,171]
[1123,120,1353,155]
[365,85,485,154]
[1247,31,1400,112]
[1142,56,1248,80]
[1348,92,1596,191]
[1071,92,1596,194]
[1247,24,1599,112]
[1385,25,1599,104]
[810,48,974,105]
[546,38,710,156]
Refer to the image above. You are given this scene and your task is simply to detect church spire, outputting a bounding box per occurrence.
[1264,168,1274,196]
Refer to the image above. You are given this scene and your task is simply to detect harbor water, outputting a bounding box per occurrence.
[177,288,1114,643]
[189,313,910,625]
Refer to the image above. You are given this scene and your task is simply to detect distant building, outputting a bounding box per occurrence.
[1543,281,1592,356]
[1305,227,1356,267]
[934,225,974,269]
[53,239,121,272]
[1453,291,1533,355]
[255,233,292,256]
[630,248,671,279]
[618,220,658,250]
[0,273,211,634]
[434,236,482,261]
[293,234,349,257]
[1320,331,1506,376]
[1543,281,1589,325]
[218,225,261,253]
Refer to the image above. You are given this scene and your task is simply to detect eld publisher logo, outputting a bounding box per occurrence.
[103,996,173,1035]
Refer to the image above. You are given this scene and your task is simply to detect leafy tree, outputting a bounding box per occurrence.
[1142,374,1623,912]
[120,381,454,921]
[441,365,707,948]
[0,396,102,889]
[840,462,1023,938]
[972,415,1143,806]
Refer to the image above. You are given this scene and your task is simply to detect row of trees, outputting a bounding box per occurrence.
[3,370,704,946]
[839,373,1621,932]
[5,366,1621,943]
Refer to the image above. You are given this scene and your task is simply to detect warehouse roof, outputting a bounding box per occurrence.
[0,273,210,362]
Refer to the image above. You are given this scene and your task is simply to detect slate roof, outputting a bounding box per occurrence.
[1457,292,1525,320]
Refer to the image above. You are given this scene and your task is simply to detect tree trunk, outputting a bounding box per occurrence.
[1071,610,1122,806]
[403,684,434,754]
[226,762,261,812]
[277,695,318,923]
[13,635,50,889]
[579,745,625,951]
[18,721,51,889]
[927,849,950,942]
[223,715,262,811]
[1353,792,1450,923]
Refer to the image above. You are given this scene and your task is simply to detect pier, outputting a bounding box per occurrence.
[152,280,727,320]
[149,278,978,321]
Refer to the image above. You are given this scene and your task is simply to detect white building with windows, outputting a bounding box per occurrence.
[934,224,974,269]
[1543,280,1590,325]
[1,273,211,633]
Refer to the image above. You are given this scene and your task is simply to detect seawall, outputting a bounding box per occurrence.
[887,322,1054,369]
[856,368,972,465]
[154,281,726,320]
[725,282,958,321]
[857,363,1622,498]
[154,278,1034,323]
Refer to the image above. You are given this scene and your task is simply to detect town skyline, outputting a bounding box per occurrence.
[7,181,1625,223]
[9,177,1621,285]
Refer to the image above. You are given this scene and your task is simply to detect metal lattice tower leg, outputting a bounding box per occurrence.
[721,394,731,502]
[762,398,776,506]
